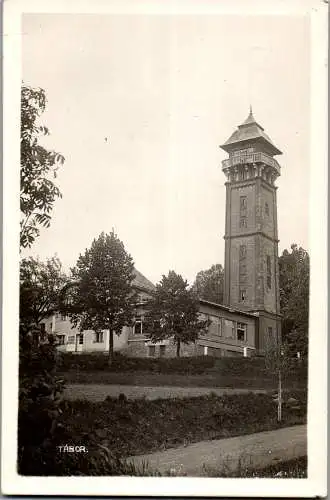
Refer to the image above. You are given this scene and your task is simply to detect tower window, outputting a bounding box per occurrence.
[268,326,273,339]
[239,288,247,302]
[78,334,84,345]
[240,196,247,211]
[266,256,272,289]
[239,245,247,259]
[265,202,269,216]
[239,217,247,228]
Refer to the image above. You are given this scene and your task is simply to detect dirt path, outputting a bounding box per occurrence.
[127,425,307,476]
[64,384,267,401]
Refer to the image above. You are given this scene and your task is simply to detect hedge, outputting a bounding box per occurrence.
[57,352,216,374]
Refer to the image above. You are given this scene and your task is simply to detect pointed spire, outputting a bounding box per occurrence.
[241,106,258,127]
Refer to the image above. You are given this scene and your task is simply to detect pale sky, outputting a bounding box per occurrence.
[22,13,310,285]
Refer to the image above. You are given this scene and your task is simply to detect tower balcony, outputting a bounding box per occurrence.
[222,151,281,176]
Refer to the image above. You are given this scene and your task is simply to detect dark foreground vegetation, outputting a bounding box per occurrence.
[58,353,308,390]
[202,456,307,478]
[19,391,306,476]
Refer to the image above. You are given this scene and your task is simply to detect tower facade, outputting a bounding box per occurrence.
[220,109,282,353]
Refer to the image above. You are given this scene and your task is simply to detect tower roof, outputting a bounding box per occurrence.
[220,108,282,156]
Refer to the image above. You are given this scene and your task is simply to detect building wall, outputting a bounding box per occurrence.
[52,314,128,353]
[197,302,257,357]
[125,339,198,358]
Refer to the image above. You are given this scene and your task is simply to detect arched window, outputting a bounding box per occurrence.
[265,202,269,216]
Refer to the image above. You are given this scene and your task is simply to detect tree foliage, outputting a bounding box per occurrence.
[279,244,310,356]
[64,232,136,364]
[145,271,209,357]
[20,256,67,337]
[193,264,224,305]
[21,85,65,248]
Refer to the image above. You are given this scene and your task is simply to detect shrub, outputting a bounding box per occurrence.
[58,352,216,374]
[18,334,65,475]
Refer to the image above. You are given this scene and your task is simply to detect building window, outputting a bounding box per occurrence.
[239,245,247,259]
[67,335,75,344]
[224,320,235,338]
[266,256,272,289]
[148,345,155,357]
[61,313,67,321]
[239,217,247,228]
[94,332,104,343]
[240,196,247,210]
[56,335,65,345]
[78,334,84,345]
[265,202,269,216]
[239,288,247,302]
[159,345,166,358]
[208,316,222,336]
[268,326,273,340]
[237,323,247,342]
[134,317,143,335]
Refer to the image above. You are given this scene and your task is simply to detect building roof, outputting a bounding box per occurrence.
[199,298,258,319]
[133,268,155,292]
[220,108,282,156]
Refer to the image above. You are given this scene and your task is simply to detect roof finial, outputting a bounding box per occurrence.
[249,104,253,116]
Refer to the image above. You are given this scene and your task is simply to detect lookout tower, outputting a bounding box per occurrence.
[220,108,282,352]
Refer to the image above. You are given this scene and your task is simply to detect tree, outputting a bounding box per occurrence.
[144,271,209,357]
[265,341,292,422]
[21,85,65,248]
[66,232,136,365]
[279,244,310,357]
[193,264,224,305]
[20,256,67,340]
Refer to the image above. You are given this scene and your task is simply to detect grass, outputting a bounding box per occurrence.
[59,369,306,390]
[200,456,308,478]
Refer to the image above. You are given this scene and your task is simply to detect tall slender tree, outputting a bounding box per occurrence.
[67,232,136,364]
[145,271,209,357]
[279,244,310,356]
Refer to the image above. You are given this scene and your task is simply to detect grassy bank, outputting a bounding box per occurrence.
[20,391,307,476]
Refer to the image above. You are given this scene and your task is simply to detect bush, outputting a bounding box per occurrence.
[18,334,65,475]
[58,352,216,374]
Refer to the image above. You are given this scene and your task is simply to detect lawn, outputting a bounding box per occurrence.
[20,390,307,476]
[60,369,305,390]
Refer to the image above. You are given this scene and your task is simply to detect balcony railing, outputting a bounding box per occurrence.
[222,151,281,175]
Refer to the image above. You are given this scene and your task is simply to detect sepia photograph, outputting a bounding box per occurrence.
[2,0,328,497]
